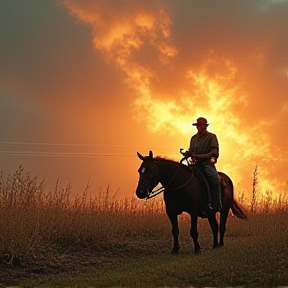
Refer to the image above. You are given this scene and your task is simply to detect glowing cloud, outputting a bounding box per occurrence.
[60,0,288,201]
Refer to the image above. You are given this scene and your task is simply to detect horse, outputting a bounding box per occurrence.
[135,150,247,254]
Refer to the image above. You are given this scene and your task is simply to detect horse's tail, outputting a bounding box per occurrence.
[218,171,248,220]
[231,200,248,220]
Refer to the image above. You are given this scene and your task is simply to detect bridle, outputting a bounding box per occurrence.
[139,159,195,199]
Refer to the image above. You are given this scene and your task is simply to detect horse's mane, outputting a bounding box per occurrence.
[154,156,194,174]
[155,156,176,163]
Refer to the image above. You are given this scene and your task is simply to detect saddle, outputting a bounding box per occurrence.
[189,165,226,218]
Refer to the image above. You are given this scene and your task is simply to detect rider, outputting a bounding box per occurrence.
[183,117,222,213]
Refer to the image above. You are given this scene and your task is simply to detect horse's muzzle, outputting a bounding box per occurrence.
[136,187,150,199]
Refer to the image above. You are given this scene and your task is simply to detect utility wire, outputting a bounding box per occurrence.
[0,141,177,148]
[0,151,136,158]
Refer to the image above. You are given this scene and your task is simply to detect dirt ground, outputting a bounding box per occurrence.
[0,237,171,286]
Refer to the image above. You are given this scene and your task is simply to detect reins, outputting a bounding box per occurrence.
[146,161,195,199]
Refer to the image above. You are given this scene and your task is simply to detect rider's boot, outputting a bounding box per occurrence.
[210,183,222,212]
[206,203,214,211]
[205,186,214,212]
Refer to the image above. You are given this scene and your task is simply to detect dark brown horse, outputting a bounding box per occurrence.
[135,151,247,254]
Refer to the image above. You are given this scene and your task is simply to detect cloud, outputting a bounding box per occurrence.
[60,0,177,62]
[59,0,288,199]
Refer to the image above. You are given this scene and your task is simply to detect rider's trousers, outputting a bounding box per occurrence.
[196,161,222,211]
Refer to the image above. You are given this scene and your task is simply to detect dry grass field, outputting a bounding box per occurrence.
[1,167,288,287]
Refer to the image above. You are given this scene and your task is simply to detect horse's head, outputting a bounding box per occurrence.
[135,151,160,199]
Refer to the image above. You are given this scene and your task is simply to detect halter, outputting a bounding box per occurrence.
[144,160,195,199]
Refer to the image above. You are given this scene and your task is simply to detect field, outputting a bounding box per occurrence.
[1,167,288,287]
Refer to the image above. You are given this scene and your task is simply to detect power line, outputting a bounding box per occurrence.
[0,141,137,148]
[0,141,183,159]
[0,151,136,158]
[0,141,177,148]
[0,149,180,159]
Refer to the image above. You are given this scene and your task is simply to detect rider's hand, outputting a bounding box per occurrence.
[191,154,197,162]
[183,151,191,158]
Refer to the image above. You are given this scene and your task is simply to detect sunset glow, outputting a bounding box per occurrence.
[60,0,288,200]
[1,1,288,204]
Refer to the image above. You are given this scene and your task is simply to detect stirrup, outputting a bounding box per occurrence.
[206,204,214,211]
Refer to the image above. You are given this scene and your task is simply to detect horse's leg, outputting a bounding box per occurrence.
[208,214,219,248]
[167,212,180,254]
[219,210,229,246]
[190,215,201,254]
[219,195,230,246]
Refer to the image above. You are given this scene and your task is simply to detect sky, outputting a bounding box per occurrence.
[1,0,288,203]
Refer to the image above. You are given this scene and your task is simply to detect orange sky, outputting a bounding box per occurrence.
[1,0,288,203]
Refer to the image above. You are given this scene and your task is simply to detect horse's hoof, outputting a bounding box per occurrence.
[170,249,179,255]
[194,249,201,255]
[213,244,220,249]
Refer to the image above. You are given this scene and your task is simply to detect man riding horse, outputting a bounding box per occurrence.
[182,117,222,214]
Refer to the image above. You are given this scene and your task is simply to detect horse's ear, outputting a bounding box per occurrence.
[137,152,145,160]
[149,150,153,159]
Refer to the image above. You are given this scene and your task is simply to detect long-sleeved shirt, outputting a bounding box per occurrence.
[189,131,219,161]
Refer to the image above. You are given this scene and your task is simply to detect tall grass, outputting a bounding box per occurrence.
[2,167,288,287]
[1,166,288,281]
[0,167,168,266]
